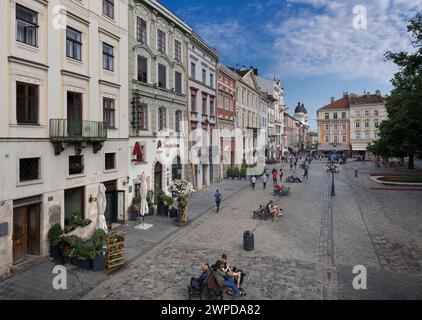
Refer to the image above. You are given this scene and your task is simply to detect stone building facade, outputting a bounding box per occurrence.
[0,0,129,277]
[128,0,191,204]
[188,32,219,190]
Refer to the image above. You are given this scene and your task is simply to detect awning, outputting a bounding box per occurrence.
[352,144,368,151]
[318,144,351,151]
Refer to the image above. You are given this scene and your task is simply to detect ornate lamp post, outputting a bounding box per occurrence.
[328,142,338,196]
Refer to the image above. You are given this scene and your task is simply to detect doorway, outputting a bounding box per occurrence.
[67,91,82,137]
[13,203,40,264]
[154,162,163,202]
[103,180,118,228]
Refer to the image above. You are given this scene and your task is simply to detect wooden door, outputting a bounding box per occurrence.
[67,92,82,137]
[154,162,163,203]
[27,204,40,256]
[13,207,27,264]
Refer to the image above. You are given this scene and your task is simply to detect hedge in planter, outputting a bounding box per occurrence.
[48,224,64,259]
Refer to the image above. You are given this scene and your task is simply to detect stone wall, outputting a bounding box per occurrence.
[0,201,13,278]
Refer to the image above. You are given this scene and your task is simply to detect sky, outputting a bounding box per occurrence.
[160,0,422,131]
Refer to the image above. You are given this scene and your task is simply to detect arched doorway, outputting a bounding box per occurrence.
[172,156,182,181]
[154,162,163,203]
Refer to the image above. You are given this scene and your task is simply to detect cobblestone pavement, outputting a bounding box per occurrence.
[84,160,422,300]
[0,178,249,300]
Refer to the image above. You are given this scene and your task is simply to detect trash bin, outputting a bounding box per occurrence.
[243,231,254,251]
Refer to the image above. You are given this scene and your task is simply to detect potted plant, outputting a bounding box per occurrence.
[48,224,64,259]
[233,167,240,180]
[61,235,81,264]
[130,197,141,221]
[156,190,166,216]
[147,190,155,215]
[74,245,96,270]
[91,229,107,271]
[164,196,174,217]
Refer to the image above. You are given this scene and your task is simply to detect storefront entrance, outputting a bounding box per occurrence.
[103,180,119,228]
[154,162,163,202]
[13,201,41,264]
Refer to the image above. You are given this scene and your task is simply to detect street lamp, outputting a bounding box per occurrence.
[328,142,338,196]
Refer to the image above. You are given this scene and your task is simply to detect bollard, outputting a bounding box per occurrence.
[243,231,254,251]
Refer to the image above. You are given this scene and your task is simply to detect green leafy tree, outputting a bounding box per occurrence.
[371,14,422,169]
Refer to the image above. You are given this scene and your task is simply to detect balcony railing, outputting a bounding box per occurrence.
[50,119,107,142]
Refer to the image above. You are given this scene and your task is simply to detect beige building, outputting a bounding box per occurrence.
[0,0,129,277]
[349,91,387,157]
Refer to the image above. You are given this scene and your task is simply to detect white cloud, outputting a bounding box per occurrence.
[268,0,422,82]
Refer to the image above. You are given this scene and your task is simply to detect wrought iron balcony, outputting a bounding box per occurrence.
[50,119,107,141]
[49,119,107,155]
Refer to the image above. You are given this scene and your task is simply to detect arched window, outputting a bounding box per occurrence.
[159,107,166,131]
[175,110,182,133]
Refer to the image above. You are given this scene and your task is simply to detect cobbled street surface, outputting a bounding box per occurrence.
[83,161,422,300]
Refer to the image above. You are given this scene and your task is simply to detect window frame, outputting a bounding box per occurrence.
[157,29,166,53]
[66,27,82,61]
[102,42,114,72]
[105,153,116,171]
[19,157,40,182]
[16,4,38,47]
[137,55,148,83]
[137,17,147,44]
[16,82,39,125]
[103,98,116,129]
[158,63,166,89]
[69,155,84,175]
[175,71,182,94]
[138,103,148,131]
[158,107,167,131]
[174,39,182,61]
[102,0,115,20]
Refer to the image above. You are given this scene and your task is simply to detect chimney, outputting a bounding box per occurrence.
[343,91,348,97]
[375,90,381,96]
[330,97,335,103]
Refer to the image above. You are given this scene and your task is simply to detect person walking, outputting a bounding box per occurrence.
[303,165,309,180]
[262,174,268,190]
[279,168,284,183]
[214,190,222,213]
[272,170,278,186]
[353,165,359,177]
[251,176,257,190]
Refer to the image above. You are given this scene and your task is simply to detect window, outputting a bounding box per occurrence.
[333,124,338,131]
[342,135,347,143]
[374,110,379,116]
[65,187,85,226]
[333,112,338,119]
[191,92,196,112]
[325,113,329,120]
[365,110,370,116]
[356,111,361,117]
[103,0,114,19]
[66,27,82,60]
[157,29,166,53]
[102,43,114,71]
[374,120,379,128]
[137,56,148,83]
[105,153,116,170]
[210,98,215,116]
[158,64,166,89]
[137,17,147,44]
[175,110,182,133]
[356,132,361,140]
[210,74,214,88]
[158,107,166,130]
[342,122,347,130]
[19,158,40,181]
[333,135,339,143]
[69,155,84,175]
[103,98,115,128]
[202,95,207,115]
[191,63,196,79]
[16,82,38,124]
[16,4,38,47]
[202,69,206,84]
[174,40,181,61]
[324,136,329,143]
[374,132,379,140]
[365,120,370,128]
[342,112,346,119]
[175,71,182,94]
[138,104,148,130]
[355,121,361,128]
[324,124,329,131]
[364,132,370,139]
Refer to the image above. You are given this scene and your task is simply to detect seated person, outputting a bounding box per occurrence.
[274,184,281,194]
[220,254,243,290]
[191,264,210,290]
[213,261,245,296]
[267,200,283,217]
[292,171,302,183]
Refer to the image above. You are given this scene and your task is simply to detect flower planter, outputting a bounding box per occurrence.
[91,253,105,272]
[64,256,74,265]
[148,207,155,215]
[169,208,178,218]
[157,203,166,216]
[50,245,62,259]
[73,258,91,270]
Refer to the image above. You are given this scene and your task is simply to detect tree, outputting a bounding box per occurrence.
[370,14,422,169]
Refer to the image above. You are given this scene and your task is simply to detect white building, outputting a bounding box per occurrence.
[188,32,219,190]
[0,0,129,277]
